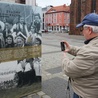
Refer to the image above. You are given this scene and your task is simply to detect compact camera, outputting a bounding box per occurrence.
[60,42,65,51]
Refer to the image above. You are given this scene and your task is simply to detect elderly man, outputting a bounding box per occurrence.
[62,13,98,98]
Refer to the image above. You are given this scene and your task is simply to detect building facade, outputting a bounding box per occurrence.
[0,0,36,5]
[0,0,15,3]
[45,4,70,32]
[16,0,36,5]
[42,5,53,31]
[70,0,98,35]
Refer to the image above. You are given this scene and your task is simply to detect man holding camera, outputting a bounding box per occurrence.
[62,13,98,98]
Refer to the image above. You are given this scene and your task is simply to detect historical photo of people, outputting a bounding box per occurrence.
[0,2,42,97]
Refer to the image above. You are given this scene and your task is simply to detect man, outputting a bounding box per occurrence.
[62,13,98,98]
[11,16,29,37]
[34,13,41,34]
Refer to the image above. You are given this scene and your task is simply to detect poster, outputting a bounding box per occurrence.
[0,2,42,98]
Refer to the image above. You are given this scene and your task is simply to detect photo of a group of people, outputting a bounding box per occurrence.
[0,2,42,94]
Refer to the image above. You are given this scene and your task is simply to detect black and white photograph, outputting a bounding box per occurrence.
[0,2,42,98]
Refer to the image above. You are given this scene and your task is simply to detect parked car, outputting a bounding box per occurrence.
[41,30,48,33]
[48,30,52,33]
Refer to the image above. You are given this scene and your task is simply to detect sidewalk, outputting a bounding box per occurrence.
[25,33,84,98]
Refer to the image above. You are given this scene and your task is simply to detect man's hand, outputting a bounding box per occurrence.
[62,41,70,52]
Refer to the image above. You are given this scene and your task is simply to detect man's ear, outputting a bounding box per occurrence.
[88,27,93,35]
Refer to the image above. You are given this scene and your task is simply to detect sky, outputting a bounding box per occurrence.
[36,0,71,8]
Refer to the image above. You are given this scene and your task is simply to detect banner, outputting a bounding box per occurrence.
[0,2,42,98]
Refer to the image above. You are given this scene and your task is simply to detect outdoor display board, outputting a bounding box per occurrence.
[0,2,42,98]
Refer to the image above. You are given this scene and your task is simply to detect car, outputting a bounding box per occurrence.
[41,30,48,33]
[48,30,52,32]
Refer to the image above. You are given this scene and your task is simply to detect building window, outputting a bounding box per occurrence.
[53,26,56,30]
[16,0,25,4]
[48,26,52,30]
[57,26,59,31]
[53,13,57,23]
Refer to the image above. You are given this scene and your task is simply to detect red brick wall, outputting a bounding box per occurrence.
[96,0,98,13]
[70,0,98,35]
[70,0,80,35]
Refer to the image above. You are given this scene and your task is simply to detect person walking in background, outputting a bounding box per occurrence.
[62,13,98,98]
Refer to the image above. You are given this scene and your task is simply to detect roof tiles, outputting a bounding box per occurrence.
[46,4,70,14]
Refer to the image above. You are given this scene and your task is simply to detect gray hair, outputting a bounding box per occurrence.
[84,25,98,33]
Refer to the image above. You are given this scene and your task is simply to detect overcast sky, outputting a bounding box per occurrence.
[36,0,71,7]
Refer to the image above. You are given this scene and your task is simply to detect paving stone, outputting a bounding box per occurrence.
[42,95,51,98]
[42,77,73,98]
[32,95,40,98]
[22,97,27,98]
[37,91,46,96]
[46,66,62,74]
[27,93,36,98]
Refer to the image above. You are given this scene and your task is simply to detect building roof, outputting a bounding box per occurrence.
[42,5,53,11]
[46,4,70,14]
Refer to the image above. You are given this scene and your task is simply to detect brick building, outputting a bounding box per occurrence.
[70,0,98,35]
[45,4,70,32]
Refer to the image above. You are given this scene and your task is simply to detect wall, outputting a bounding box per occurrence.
[70,0,98,35]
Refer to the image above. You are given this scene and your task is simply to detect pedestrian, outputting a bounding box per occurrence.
[62,13,98,98]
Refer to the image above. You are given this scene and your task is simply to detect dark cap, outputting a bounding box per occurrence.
[76,13,98,28]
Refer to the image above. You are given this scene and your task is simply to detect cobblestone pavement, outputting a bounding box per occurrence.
[26,33,85,98]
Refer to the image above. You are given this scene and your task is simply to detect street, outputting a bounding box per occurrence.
[41,33,84,98]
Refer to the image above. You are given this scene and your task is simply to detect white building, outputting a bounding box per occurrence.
[26,0,36,6]
[42,5,52,31]
[0,0,15,3]
[0,0,36,6]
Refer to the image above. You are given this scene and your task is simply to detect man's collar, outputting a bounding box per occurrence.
[84,37,97,44]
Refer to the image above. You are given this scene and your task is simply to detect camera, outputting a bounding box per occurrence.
[60,42,65,51]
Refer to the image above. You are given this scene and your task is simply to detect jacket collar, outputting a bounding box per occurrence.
[84,36,98,44]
